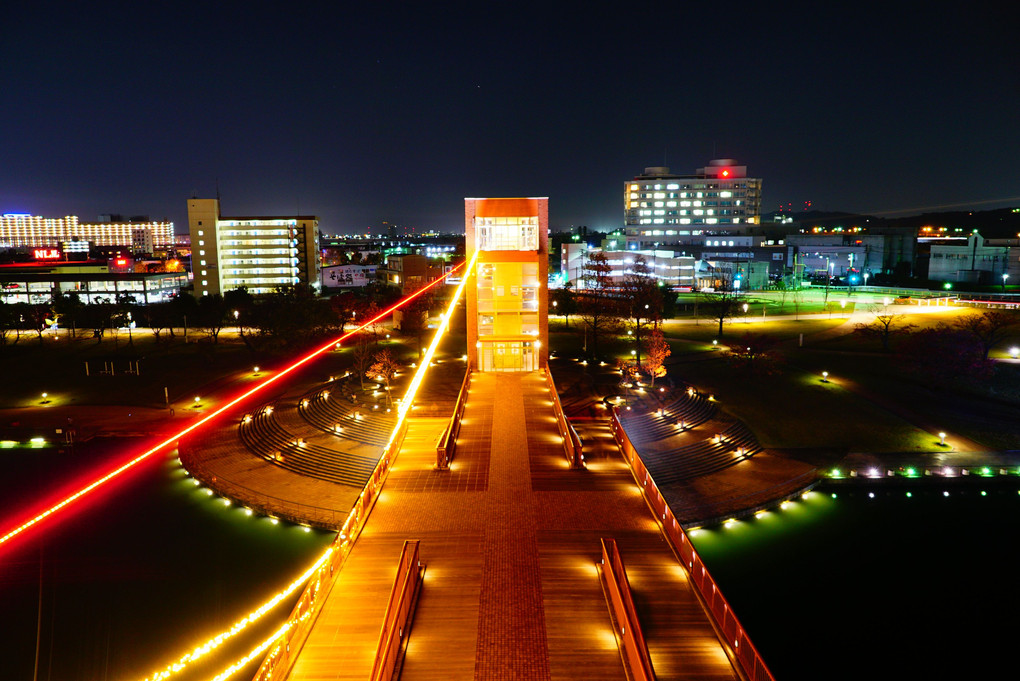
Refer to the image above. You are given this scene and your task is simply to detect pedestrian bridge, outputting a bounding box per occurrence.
[254,370,771,681]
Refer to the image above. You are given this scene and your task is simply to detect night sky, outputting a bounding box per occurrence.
[2,2,1018,233]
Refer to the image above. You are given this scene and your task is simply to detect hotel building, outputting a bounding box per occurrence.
[623,160,762,250]
[0,213,174,254]
[187,199,320,296]
[465,197,548,372]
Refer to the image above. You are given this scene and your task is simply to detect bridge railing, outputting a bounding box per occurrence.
[436,368,471,469]
[610,410,776,681]
[252,417,410,681]
[600,537,655,681]
[370,540,424,681]
[544,368,583,468]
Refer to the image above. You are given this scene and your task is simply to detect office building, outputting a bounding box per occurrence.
[466,197,548,372]
[623,160,762,250]
[560,242,695,289]
[927,233,1019,284]
[187,199,319,296]
[1,213,174,254]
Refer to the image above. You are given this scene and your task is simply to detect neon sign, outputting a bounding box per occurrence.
[32,248,61,260]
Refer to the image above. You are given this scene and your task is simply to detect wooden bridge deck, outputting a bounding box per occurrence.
[286,372,740,681]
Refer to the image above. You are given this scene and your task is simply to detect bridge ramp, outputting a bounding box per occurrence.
[286,373,739,680]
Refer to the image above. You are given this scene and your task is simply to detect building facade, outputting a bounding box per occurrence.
[623,160,762,250]
[560,242,696,289]
[1,213,174,253]
[927,233,1019,284]
[187,199,320,296]
[465,197,548,373]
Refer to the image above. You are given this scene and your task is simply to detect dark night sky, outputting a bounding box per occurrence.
[2,2,1018,234]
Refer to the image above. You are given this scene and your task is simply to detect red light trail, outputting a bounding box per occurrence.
[0,265,464,554]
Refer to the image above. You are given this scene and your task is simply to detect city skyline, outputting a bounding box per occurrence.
[2,3,1018,233]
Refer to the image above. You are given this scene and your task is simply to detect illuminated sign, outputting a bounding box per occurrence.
[32,248,61,260]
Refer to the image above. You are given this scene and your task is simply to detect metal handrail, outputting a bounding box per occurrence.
[251,418,410,681]
[600,538,656,680]
[610,411,776,681]
[436,368,471,469]
[544,368,583,468]
[370,540,424,681]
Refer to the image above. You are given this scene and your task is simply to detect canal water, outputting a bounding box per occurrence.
[689,484,1020,680]
[0,438,333,681]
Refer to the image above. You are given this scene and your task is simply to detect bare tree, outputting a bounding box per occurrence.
[700,290,743,338]
[854,312,916,352]
[578,251,623,357]
[952,310,1019,359]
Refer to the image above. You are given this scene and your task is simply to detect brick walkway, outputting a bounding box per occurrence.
[288,372,740,681]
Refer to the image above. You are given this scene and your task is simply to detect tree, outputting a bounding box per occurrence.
[399,290,433,359]
[197,293,227,343]
[952,310,1019,359]
[351,332,374,390]
[622,255,662,363]
[699,290,743,338]
[82,299,114,343]
[854,312,916,352]
[224,287,256,340]
[367,349,401,406]
[642,327,671,386]
[21,301,52,345]
[900,327,994,385]
[550,285,577,327]
[726,333,783,376]
[52,291,84,340]
[578,251,623,358]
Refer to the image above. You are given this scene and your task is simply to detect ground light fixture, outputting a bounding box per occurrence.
[821,371,829,382]
[1010,347,1019,359]
[939,432,947,446]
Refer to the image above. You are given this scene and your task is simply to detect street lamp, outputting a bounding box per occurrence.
[742,302,749,322]
[821,371,829,383]
[1003,273,1010,293]
[863,272,870,287]
[939,432,947,446]
[1009,347,1019,359]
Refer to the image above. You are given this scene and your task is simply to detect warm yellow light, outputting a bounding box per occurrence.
[140,548,333,681]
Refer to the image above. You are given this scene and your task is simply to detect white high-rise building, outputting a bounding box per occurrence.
[187,199,320,296]
[0,213,174,252]
[624,160,762,249]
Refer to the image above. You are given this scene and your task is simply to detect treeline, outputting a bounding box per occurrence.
[0,285,409,351]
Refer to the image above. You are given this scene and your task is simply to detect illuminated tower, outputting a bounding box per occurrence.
[465,197,548,372]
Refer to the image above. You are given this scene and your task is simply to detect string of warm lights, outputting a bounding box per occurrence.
[207,253,479,681]
[133,257,477,681]
[208,619,297,681]
[140,547,332,681]
[0,265,462,553]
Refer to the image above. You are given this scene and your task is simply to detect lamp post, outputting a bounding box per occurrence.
[824,257,832,304]
[1003,273,1010,293]
[742,302,749,323]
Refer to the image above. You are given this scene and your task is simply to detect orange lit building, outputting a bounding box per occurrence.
[465,197,548,372]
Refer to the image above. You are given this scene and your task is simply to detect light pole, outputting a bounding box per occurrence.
[824,257,832,304]
[1003,273,1010,293]
[863,272,870,288]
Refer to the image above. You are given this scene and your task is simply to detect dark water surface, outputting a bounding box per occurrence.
[689,485,1020,680]
[0,439,332,681]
